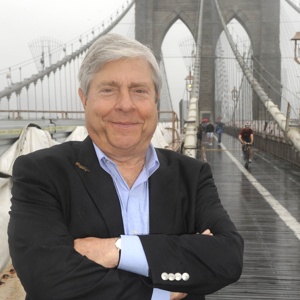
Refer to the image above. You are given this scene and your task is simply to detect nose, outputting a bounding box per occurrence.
[115,89,135,112]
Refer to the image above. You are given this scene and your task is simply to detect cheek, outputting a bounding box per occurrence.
[86,99,109,116]
[143,105,158,126]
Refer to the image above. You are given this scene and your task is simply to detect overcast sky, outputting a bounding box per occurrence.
[0,0,129,69]
[0,0,190,114]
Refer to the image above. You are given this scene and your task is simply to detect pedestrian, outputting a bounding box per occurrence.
[205,121,215,145]
[8,33,243,300]
[197,123,203,147]
[215,123,224,144]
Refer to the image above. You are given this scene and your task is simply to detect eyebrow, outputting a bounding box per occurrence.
[97,80,120,87]
[128,82,150,89]
[98,81,152,89]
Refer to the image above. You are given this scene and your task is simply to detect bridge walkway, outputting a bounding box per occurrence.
[202,133,300,299]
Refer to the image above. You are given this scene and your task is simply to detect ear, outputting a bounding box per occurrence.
[78,88,87,108]
[156,92,160,108]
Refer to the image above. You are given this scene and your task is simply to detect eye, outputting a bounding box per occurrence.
[99,86,117,96]
[101,88,113,93]
[135,89,147,94]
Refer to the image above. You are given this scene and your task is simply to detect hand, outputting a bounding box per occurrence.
[170,292,188,299]
[169,229,212,299]
[201,229,213,236]
[74,237,119,268]
[196,229,213,236]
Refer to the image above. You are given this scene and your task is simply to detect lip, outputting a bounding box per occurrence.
[110,121,141,128]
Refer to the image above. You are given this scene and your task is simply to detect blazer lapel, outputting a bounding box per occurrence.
[73,137,124,236]
[149,150,179,233]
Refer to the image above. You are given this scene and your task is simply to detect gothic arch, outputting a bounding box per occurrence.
[135,0,281,120]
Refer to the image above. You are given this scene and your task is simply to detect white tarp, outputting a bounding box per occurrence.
[0,124,59,272]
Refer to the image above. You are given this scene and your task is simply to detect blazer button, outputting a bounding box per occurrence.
[168,273,175,281]
[182,273,190,281]
[161,272,169,281]
[175,273,182,281]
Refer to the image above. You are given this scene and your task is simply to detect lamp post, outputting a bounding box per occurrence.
[231,86,238,127]
[291,32,300,64]
[185,70,193,97]
[185,70,193,111]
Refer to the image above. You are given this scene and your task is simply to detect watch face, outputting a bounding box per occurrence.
[115,238,121,250]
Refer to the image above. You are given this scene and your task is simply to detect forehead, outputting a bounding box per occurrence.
[102,58,151,74]
[94,58,154,85]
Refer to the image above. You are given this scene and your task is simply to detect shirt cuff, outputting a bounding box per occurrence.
[152,288,170,300]
[117,235,149,277]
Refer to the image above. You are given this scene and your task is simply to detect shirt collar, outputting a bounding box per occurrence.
[92,143,160,177]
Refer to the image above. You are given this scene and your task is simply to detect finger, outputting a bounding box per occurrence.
[202,229,213,236]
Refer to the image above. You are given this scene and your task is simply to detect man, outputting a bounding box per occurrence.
[196,123,203,148]
[215,123,224,144]
[205,122,214,146]
[238,121,254,162]
[8,33,243,300]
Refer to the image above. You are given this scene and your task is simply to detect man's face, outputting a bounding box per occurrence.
[79,58,158,157]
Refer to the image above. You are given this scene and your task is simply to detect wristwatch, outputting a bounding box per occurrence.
[115,237,122,251]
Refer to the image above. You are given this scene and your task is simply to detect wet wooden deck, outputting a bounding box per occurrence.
[203,133,300,300]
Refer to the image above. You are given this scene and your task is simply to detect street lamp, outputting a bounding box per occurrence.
[291,32,300,64]
[185,72,193,94]
[185,71,194,110]
[231,86,238,127]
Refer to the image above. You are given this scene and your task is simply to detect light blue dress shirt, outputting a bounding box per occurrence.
[93,143,170,299]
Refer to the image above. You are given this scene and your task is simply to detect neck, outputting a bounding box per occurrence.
[114,156,146,188]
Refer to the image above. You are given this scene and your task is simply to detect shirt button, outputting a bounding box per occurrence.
[161,272,168,281]
[182,273,190,281]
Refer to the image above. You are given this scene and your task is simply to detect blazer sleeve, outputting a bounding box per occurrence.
[139,158,244,297]
[8,153,152,300]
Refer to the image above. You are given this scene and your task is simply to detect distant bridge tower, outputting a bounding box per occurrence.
[135,0,281,121]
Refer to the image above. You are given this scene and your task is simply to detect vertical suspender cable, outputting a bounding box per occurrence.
[214,0,300,152]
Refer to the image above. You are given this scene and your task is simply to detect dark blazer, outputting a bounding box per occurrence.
[8,136,243,300]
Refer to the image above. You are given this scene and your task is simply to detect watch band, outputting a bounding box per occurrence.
[115,237,121,251]
[115,237,121,266]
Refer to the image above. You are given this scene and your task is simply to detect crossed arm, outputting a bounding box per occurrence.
[74,229,213,300]
[8,153,243,299]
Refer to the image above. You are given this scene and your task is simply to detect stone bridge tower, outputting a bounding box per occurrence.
[135,0,281,121]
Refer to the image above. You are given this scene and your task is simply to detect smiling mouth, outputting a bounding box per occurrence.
[110,121,141,129]
[111,120,140,125]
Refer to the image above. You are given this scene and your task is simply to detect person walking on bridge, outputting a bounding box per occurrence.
[8,33,243,300]
[205,121,215,145]
[215,123,224,144]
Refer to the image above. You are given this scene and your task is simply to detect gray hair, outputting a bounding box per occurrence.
[78,33,162,101]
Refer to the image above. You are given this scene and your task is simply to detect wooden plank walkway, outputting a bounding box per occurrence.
[203,133,300,299]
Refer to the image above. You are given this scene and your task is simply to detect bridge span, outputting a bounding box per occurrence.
[1,0,300,298]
